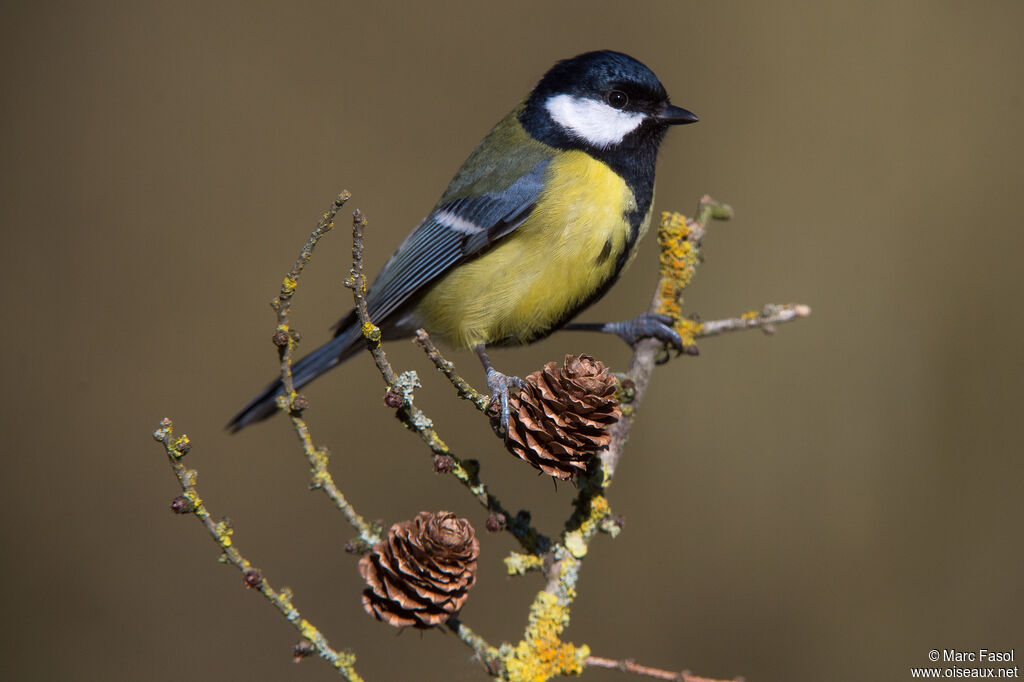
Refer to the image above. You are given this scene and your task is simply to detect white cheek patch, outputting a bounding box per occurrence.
[544,93,646,149]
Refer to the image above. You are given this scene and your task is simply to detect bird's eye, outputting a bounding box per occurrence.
[606,90,628,109]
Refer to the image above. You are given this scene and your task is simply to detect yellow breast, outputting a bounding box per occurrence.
[417,151,649,348]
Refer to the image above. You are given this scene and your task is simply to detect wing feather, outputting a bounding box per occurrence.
[361,158,550,324]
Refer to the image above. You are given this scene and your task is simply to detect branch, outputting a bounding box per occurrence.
[168,190,808,681]
[414,329,490,412]
[153,419,364,681]
[270,190,380,547]
[695,303,811,338]
[585,655,744,682]
[448,618,505,677]
[273,190,349,397]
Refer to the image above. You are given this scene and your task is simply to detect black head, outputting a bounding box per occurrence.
[520,50,697,158]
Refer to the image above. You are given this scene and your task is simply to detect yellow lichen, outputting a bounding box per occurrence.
[504,592,589,682]
[563,531,587,559]
[360,322,381,342]
[505,552,545,576]
[576,494,611,543]
[656,211,704,347]
[183,489,201,510]
[675,318,704,347]
[214,520,233,548]
[298,618,319,641]
[299,615,361,678]
[281,275,298,295]
[588,494,610,519]
[172,435,191,456]
[741,309,759,321]
[180,468,198,488]
[554,562,578,603]
[310,446,330,471]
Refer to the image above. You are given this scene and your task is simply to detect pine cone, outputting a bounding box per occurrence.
[358,511,479,628]
[501,354,621,480]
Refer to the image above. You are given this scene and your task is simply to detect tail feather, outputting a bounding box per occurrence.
[227,323,362,432]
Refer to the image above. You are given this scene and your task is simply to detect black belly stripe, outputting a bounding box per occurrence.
[510,99,667,346]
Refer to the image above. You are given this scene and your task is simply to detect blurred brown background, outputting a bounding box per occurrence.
[2,1,1022,681]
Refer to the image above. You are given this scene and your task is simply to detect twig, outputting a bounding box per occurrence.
[270,191,380,547]
[343,210,551,555]
[695,303,811,338]
[343,208,402,387]
[274,189,350,397]
[448,618,505,677]
[153,419,363,681]
[585,655,744,682]
[413,329,490,412]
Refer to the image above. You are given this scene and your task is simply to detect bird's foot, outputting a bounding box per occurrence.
[486,368,526,434]
[602,313,684,350]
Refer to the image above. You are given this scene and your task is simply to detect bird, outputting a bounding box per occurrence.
[229,50,698,432]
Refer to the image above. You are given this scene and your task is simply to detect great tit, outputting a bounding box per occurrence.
[229,50,697,431]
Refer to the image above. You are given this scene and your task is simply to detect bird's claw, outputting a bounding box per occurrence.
[486,368,525,434]
[604,313,683,351]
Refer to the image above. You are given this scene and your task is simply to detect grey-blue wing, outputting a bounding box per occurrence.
[362,158,550,324]
[229,154,550,431]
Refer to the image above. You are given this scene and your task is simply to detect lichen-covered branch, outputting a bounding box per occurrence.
[273,190,350,398]
[414,328,490,412]
[159,191,807,681]
[695,303,811,338]
[153,419,363,681]
[449,618,506,677]
[269,191,380,547]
